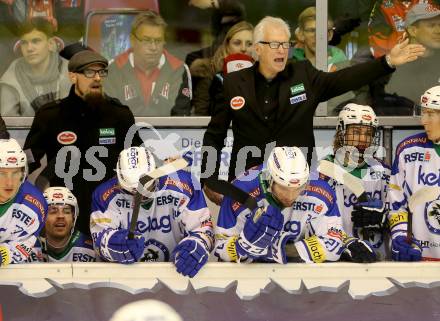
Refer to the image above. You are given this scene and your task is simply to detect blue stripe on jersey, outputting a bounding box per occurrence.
[92,177,120,212]
[17,181,48,226]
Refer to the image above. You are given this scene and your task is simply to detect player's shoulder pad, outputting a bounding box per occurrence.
[18,181,48,222]
[395,132,430,158]
[304,176,336,208]
[158,170,195,198]
[93,177,121,209]
[75,231,95,250]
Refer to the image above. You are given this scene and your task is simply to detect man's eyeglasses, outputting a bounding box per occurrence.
[81,69,108,78]
[132,32,165,47]
[259,41,292,49]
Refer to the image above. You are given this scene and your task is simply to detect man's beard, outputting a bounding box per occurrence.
[84,91,105,107]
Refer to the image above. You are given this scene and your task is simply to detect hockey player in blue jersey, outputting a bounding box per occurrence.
[0,138,47,265]
[39,187,97,262]
[388,85,440,261]
[214,146,357,264]
[91,147,214,277]
[318,104,390,261]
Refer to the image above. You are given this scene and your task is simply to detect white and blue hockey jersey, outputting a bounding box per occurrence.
[215,165,345,263]
[90,171,214,262]
[36,231,98,262]
[0,181,47,265]
[319,155,391,260]
[388,132,440,260]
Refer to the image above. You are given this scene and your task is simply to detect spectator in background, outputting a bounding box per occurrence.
[368,0,437,58]
[38,187,97,262]
[105,10,192,116]
[385,3,440,103]
[292,7,354,115]
[0,17,70,116]
[293,7,348,71]
[190,21,253,115]
[186,0,246,91]
[0,115,8,138]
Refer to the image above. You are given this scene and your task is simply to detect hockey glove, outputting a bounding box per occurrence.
[269,232,304,264]
[391,235,422,261]
[341,237,376,263]
[102,229,145,264]
[235,205,284,259]
[352,198,386,229]
[172,237,209,278]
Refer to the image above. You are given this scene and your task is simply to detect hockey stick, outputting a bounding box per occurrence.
[204,177,262,222]
[317,160,368,202]
[406,186,440,242]
[128,158,189,239]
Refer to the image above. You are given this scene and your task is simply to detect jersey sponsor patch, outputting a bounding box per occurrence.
[24,194,46,220]
[230,96,245,110]
[102,185,118,202]
[163,178,193,196]
[290,83,305,95]
[99,137,116,145]
[396,136,428,156]
[57,131,77,145]
[388,212,408,229]
[306,185,334,203]
[0,246,10,265]
[99,128,115,137]
[303,235,326,263]
[290,93,307,105]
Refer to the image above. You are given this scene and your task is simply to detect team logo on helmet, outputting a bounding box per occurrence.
[362,114,372,121]
[53,193,64,199]
[230,96,245,110]
[422,96,428,104]
[57,131,77,145]
[7,157,17,164]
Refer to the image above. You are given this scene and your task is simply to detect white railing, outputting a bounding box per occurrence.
[2,262,440,300]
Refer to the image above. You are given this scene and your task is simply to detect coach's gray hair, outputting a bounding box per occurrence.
[253,16,291,44]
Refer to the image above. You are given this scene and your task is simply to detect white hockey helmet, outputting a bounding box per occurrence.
[420,86,440,110]
[109,299,183,321]
[43,186,79,221]
[266,147,309,188]
[116,147,156,194]
[337,103,378,131]
[0,138,28,183]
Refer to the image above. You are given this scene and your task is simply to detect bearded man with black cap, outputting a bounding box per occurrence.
[24,49,140,236]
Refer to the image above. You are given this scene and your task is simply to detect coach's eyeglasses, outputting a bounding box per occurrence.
[258,41,292,49]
